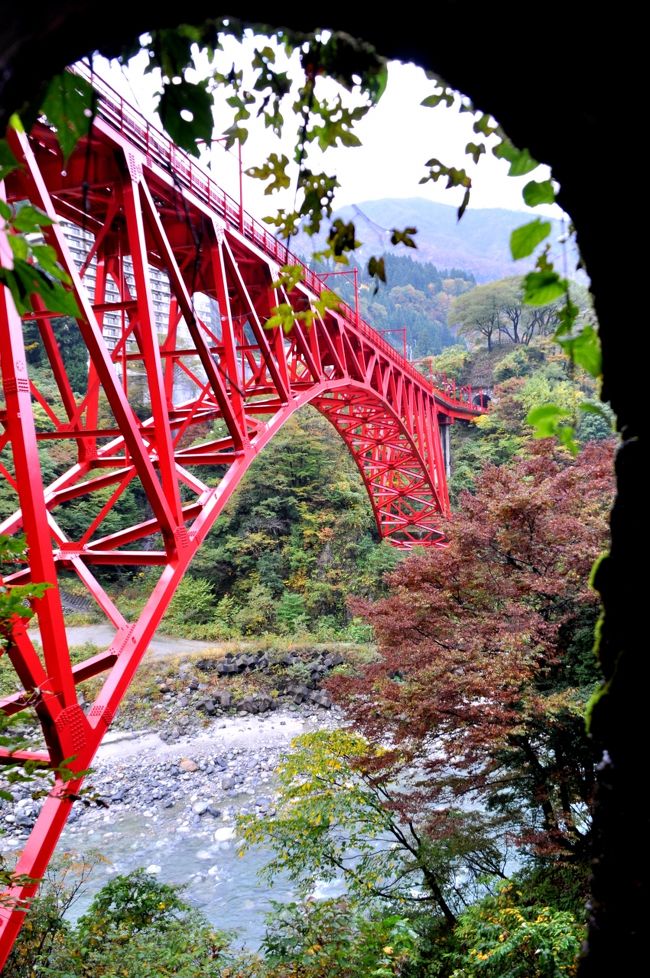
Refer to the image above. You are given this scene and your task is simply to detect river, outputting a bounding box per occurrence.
[5,627,340,948]
[3,707,338,950]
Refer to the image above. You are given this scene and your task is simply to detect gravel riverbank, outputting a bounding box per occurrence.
[1,706,342,945]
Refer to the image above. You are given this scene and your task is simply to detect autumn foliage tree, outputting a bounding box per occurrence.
[333,440,615,873]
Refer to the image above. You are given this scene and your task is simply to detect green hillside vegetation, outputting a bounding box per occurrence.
[311,252,474,358]
[168,408,400,640]
[432,337,613,503]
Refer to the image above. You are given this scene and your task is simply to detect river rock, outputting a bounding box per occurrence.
[195,657,219,673]
[213,825,235,842]
[240,694,274,715]
[179,757,199,772]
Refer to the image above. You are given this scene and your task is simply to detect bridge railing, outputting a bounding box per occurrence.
[72,65,481,414]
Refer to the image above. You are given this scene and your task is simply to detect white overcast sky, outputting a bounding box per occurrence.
[92,42,563,225]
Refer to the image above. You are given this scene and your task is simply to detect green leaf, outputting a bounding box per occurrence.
[31,244,70,282]
[272,264,303,292]
[421,90,455,108]
[8,234,29,261]
[523,269,567,306]
[368,256,386,284]
[557,324,602,378]
[313,290,340,319]
[510,219,551,260]
[554,294,579,336]
[12,204,54,233]
[0,139,20,182]
[265,302,296,334]
[493,139,538,176]
[246,153,291,195]
[556,425,579,456]
[527,403,570,430]
[157,81,213,156]
[473,113,499,136]
[579,401,609,417]
[458,188,471,221]
[390,227,417,249]
[3,260,79,317]
[527,403,578,455]
[465,142,486,165]
[522,179,555,207]
[326,219,359,257]
[41,72,94,161]
[369,63,389,103]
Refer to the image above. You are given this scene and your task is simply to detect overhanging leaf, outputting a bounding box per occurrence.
[527,403,571,432]
[41,72,94,161]
[390,227,417,248]
[0,139,20,182]
[511,219,552,260]
[246,153,291,195]
[158,81,213,156]
[493,139,538,176]
[522,270,567,306]
[557,324,602,378]
[522,179,555,207]
[368,256,386,286]
[527,403,578,455]
[579,401,610,418]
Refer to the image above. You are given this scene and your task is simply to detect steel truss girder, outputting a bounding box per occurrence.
[0,72,484,963]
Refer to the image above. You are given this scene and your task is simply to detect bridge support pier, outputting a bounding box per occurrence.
[439,420,451,480]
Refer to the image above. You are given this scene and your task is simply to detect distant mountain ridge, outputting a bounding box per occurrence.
[294,197,568,283]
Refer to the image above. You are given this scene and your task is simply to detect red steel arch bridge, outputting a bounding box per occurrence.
[0,70,484,958]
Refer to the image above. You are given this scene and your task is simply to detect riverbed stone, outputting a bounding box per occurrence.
[179,757,199,772]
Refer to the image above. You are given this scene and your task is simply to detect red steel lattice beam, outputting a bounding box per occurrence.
[0,69,485,963]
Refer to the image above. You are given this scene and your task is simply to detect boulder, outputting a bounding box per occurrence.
[309,690,332,709]
[288,683,310,704]
[195,657,220,673]
[179,757,199,773]
[324,652,344,669]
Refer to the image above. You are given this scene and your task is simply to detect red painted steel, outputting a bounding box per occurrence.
[0,69,484,963]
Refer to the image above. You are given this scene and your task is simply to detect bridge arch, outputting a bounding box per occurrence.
[0,71,482,949]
